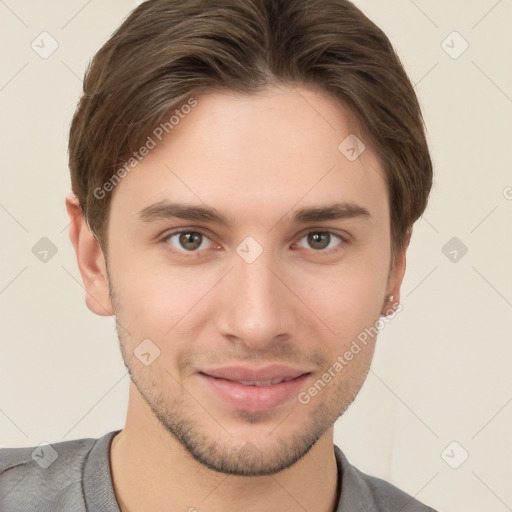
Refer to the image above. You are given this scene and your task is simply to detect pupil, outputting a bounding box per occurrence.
[180,232,201,250]
[309,232,329,250]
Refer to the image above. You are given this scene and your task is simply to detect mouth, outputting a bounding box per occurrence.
[197,369,312,413]
[198,364,311,382]
[201,375,299,386]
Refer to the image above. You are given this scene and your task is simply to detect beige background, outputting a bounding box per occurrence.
[1,1,511,510]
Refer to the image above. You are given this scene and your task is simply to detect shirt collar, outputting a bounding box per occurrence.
[334,444,377,511]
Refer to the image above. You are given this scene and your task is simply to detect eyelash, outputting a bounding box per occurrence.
[160,228,349,257]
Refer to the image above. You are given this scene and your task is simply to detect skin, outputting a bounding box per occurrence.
[66,84,409,512]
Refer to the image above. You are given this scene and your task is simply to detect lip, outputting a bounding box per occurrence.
[197,365,312,413]
[199,364,311,382]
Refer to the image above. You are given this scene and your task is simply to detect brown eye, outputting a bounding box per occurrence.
[296,231,344,251]
[308,232,330,250]
[179,232,202,250]
[165,231,212,252]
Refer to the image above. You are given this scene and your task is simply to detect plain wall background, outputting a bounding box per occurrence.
[1,1,511,511]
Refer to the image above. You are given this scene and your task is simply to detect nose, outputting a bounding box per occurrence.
[215,245,297,350]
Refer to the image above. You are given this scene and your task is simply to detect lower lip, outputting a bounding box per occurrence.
[198,373,311,413]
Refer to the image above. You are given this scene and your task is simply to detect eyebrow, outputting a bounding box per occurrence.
[137,200,371,226]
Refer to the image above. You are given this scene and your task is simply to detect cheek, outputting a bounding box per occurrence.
[297,258,389,341]
[109,253,216,341]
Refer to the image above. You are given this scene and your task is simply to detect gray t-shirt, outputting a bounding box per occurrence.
[0,430,437,511]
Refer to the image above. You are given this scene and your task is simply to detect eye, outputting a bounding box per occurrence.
[164,230,215,253]
[295,231,345,252]
[161,228,347,256]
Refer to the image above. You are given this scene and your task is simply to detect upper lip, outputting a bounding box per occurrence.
[199,364,311,382]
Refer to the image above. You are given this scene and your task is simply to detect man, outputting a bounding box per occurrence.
[0,0,436,510]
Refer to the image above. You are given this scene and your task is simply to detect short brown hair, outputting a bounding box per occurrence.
[68,0,432,258]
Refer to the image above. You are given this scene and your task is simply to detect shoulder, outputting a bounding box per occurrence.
[334,445,438,512]
[0,433,115,512]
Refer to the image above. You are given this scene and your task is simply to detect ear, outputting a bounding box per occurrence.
[380,228,412,316]
[65,191,114,316]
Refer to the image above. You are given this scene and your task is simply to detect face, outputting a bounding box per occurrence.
[86,85,406,476]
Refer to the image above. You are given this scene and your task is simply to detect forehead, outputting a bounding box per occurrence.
[110,85,388,224]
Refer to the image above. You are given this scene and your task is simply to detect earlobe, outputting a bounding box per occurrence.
[380,228,412,316]
[65,191,114,317]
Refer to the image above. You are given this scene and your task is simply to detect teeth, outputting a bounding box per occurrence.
[237,378,285,386]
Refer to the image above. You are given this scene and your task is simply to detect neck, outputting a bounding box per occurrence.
[110,383,340,512]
